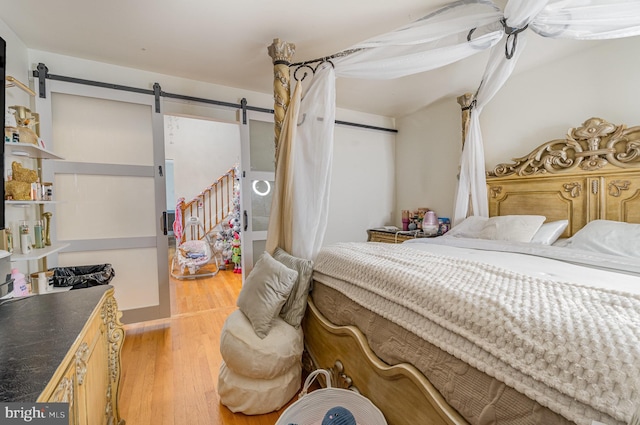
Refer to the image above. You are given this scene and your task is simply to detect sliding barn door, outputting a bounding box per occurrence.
[36,80,170,323]
[239,111,276,276]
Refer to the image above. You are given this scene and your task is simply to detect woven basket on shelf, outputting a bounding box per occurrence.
[275,369,387,425]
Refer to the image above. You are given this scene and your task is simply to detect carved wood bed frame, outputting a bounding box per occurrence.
[487,117,640,236]
[302,117,640,425]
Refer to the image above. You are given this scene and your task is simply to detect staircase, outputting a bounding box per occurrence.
[175,167,237,244]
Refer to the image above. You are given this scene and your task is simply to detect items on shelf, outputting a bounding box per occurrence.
[18,221,31,255]
[422,210,439,236]
[10,268,29,297]
[4,161,53,202]
[401,210,410,231]
[5,161,39,201]
[402,208,432,231]
[4,106,18,143]
[4,105,40,146]
[400,209,451,236]
[438,217,451,235]
[41,182,53,200]
[2,85,67,284]
[6,228,13,252]
[0,228,13,253]
[13,220,48,254]
[43,212,52,246]
[34,220,44,249]
[31,271,51,294]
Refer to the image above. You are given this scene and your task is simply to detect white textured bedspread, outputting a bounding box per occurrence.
[313,242,640,425]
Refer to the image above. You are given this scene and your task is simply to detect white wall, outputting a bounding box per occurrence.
[164,115,240,207]
[324,124,396,244]
[482,36,640,168]
[0,19,30,108]
[397,36,640,221]
[395,98,461,227]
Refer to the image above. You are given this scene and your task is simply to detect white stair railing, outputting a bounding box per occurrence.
[176,167,236,244]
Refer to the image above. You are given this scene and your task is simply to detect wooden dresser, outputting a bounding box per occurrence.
[0,285,125,425]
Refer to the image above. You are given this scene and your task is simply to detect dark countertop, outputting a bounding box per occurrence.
[0,285,112,402]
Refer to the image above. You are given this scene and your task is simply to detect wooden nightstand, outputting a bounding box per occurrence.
[367,228,434,243]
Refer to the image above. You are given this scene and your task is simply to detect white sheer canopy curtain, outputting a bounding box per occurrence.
[290,67,336,260]
[453,0,640,226]
[267,0,504,260]
[265,66,336,261]
[267,0,640,261]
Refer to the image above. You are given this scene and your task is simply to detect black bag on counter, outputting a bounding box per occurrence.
[50,264,115,290]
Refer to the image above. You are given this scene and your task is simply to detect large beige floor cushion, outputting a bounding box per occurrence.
[218,309,303,414]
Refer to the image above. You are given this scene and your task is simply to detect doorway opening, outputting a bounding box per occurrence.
[163,114,241,278]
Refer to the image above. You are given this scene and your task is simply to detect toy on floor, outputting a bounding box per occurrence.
[231,232,241,274]
[171,198,219,279]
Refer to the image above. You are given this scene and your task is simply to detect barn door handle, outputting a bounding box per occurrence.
[161,211,168,235]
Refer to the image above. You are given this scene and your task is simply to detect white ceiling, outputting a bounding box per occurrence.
[0,0,602,118]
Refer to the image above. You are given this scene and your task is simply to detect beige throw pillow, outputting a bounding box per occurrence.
[236,251,298,338]
[273,247,314,328]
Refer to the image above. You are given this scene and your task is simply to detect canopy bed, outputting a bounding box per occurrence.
[302,117,640,425]
[260,1,640,425]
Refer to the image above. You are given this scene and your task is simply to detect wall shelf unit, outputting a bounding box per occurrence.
[4,139,63,267]
[9,243,70,262]
[5,142,63,160]
[6,200,58,206]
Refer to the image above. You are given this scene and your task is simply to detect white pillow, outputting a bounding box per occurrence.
[563,220,640,258]
[446,215,546,243]
[445,216,488,238]
[530,220,569,245]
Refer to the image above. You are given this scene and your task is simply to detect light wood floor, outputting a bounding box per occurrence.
[119,264,299,425]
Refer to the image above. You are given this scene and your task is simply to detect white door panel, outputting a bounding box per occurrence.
[239,112,275,276]
[36,80,170,323]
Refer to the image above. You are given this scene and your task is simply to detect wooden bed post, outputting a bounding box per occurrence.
[457,92,473,148]
[267,38,296,164]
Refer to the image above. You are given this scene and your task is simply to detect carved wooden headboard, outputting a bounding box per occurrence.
[486,117,640,237]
